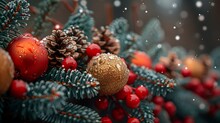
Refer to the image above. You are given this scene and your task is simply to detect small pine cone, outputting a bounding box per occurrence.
[65,26,90,59]
[92,26,120,55]
[43,30,78,66]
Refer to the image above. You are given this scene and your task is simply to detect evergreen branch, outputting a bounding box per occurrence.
[41,103,101,123]
[10,81,66,121]
[109,17,128,38]
[0,0,30,48]
[119,32,140,53]
[33,0,60,36]
[44,68,100,99]
[64,8,94,41]
[130,102,154,123]
[0,0,7,12]
[131,65,176,96]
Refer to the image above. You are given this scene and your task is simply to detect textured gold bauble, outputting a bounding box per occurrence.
[184,57,205,79]
[87,53,129,95]
[0,48,14,95]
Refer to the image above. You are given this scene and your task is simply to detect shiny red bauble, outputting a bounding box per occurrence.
[126,94,140,109]
[186,78,201,90]
[86,43,101,57]
[154,63,166,74]
[127,117,140,123]
[153,105,162,116]
[152,96,164,106]
[181,68,191,77]
[115,85,133,100]
[95,97,109,110]
[62,57,77,70]
[10,80,27,98]
[203,78,216,90]
[164,101,176,116]
[112,107,125,121]
[101,116,112,123]
[135,85,149,100]
[7,35,48,81]
[127,71,137,85]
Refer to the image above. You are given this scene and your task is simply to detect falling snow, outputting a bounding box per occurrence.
[202,26,207,31]
[175,35,180,41]
[196,1,203,8]
[198,14,205,21]
[113,0,121,7]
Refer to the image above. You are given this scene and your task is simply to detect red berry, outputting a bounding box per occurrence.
[154,63,166,74]
[183,116,194,123]
[164,101,176,116]
[112,107,125,121]
[186,78,201,90]
[152,96,164,106]
[101,116,112,123]
[203,78,216,90]
[153,105,162,116]
[62,57,77,70]
[127,71,137,85]
[194,84,205,97]
[135,85,149,100]
[95,97,109,110]
[86,44,101,57]
[181,68,191,77]
[115,85,133,100]
[127,117,140,123]
[153,117,160,123]
[126,94,140,108]
[10,80,27,98]
[212,88,220,96]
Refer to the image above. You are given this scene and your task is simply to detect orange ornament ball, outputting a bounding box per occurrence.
[131,51,152,68]
[7,34,48,82]
[184,57,205,79]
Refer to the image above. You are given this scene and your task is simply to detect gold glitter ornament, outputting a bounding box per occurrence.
[0,48,14,95]
[87,53,129,95]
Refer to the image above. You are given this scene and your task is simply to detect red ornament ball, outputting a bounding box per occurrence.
[186,78,201,90]
[62,57,77,70]
[135,85,149,100]
[152,96,164,106]
[153,117,160,123]
[112,107,125,121]
[101,116,112,123]
[203,78,216,90]
[7,35,48,81]
[153,105,162,116]
[154,63,166,74]
[95,97,109,110]
[86,43,101,57]
[181,68,191,77]
[127,71,137,85]
[10,80,27,98]
[183,116,195,123]
[126,94,140,109]
[127,117,140,123]
[131,51,152,68]
[115,85,133,100]
[164,101,176,116]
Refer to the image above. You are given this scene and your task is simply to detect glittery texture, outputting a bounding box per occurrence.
[0,48,14,95]
[87,53,129,95]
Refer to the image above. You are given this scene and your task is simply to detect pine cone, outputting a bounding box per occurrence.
[65,26,90,59]
[92,26,120,55]
[43,30,78,66]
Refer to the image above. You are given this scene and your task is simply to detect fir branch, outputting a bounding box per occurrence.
[109,17,128,38]
[0,0,30,48]
[10,81,66,121]
[41,103,101,123]
[44,68,100,99]
[131,65,176,96]
[33,0,60,37]
[64,8,94,41]
[130,102,154,123]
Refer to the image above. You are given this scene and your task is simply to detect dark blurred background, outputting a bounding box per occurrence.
[28,0,220,54]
